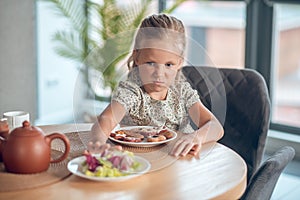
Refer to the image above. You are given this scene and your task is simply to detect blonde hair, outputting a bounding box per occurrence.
[127,14,186,70]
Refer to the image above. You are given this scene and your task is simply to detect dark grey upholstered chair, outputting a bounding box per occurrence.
[240,146,295,200]
[182,66,271,180]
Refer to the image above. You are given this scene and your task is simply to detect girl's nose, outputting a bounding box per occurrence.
[155,64,165,76]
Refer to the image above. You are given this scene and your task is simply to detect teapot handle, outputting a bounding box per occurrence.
[46,133,70,163]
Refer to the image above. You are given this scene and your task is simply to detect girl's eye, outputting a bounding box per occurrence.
[165,63,174,68]
[146,62,156,67]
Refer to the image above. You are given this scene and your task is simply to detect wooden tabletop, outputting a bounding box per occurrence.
[0,123,247,200]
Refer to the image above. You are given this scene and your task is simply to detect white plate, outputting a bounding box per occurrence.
[67,156,151,182]
[109,126,177,147]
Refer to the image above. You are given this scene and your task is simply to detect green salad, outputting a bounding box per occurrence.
[81,149,140,177]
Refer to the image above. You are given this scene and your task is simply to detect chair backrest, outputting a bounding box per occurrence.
[182,66,271,180]
[241,146,295,200]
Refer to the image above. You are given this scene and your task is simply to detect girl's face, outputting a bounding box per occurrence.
[134,48,183,100]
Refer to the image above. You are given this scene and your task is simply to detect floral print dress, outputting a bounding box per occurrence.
[112,67,200,133]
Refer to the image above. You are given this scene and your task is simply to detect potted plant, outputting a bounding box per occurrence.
[46,0,185,101]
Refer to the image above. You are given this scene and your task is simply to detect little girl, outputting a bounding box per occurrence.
[90,14,224,157]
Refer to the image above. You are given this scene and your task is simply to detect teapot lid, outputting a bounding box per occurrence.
[10,121,43,136]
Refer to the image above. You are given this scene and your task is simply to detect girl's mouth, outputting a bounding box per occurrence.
[153,80,164,84]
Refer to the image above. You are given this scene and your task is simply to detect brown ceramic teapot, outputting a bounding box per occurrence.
[0,121,70,174]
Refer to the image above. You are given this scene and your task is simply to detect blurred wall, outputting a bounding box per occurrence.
[0,0,37,121]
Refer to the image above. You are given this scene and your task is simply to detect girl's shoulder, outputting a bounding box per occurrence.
[171,72,200,103]
[172,72,195,93]
[114,80,142,98]
[127,67,142,85]
[115,68,142,92]
[112,75,144,111]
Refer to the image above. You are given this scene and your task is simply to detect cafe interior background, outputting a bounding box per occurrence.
[1,0,300,198]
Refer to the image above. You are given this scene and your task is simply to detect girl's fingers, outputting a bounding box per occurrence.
[170,138,187,156]
[171,140,193,157]
[87,142,112,154]
[87,141,94,152]
[113,145,123,151]
[170,135,202,157]
[189,144,201,156]
[180,142,195,156]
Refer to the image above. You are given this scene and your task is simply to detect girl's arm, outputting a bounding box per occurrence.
[188,101,224,143]
[90,100,126,144]
[170,101,224,157]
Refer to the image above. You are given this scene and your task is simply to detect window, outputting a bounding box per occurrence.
[170,1,246,68]
[164,0,300,135]
[272,3,300,129]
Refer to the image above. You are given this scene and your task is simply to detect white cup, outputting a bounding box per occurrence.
[2,111,30,130]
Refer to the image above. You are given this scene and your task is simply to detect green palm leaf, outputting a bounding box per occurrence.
[52,31,84,64]
[46,0,185,95]
[46,0,87,32]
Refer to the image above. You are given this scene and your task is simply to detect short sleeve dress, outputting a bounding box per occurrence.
[112,67,200,133]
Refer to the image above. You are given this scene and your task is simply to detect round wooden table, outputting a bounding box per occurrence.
[0,123,247,200]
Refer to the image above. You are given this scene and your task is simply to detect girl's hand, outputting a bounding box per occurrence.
[86,142,122,154]
[170,132,204,157]
[90,122,109,145]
